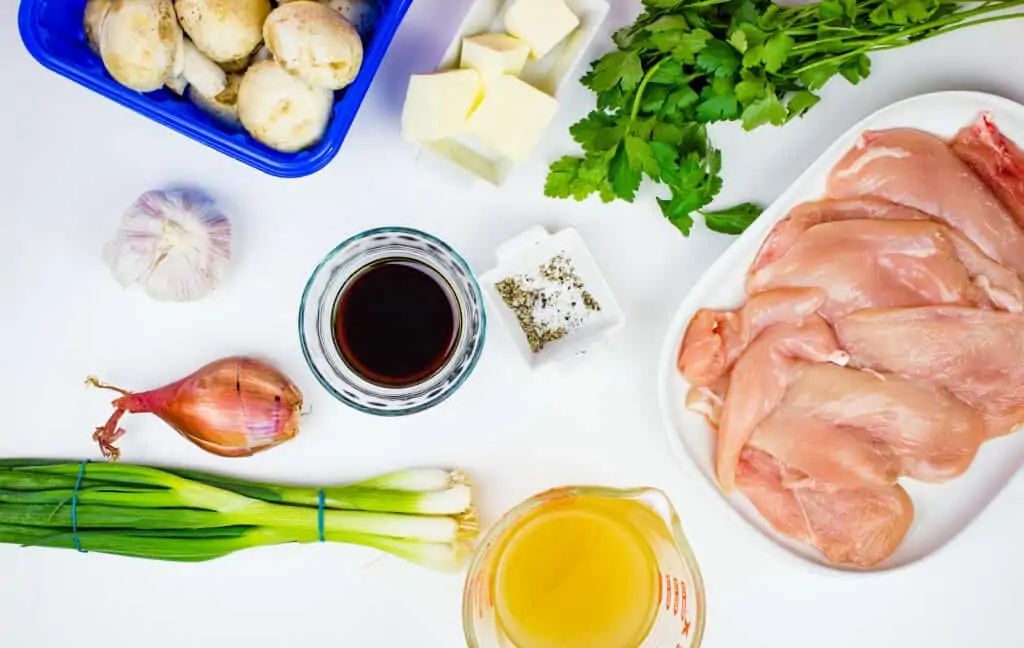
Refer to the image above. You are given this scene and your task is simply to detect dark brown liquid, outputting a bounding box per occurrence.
[333,259,459,387]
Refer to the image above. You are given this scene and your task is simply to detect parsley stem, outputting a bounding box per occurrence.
[786,0,1024,77]
[630,58,668,122]
[918,11,1024,38]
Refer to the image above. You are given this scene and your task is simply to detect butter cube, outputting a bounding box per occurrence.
[467,75,559,163]
[401,70,483,142]
[460,34,530,88]
[503,0,580,60]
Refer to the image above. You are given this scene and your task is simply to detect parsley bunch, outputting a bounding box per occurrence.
[545,0,1024,236]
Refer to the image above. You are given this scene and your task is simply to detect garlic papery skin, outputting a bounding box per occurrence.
[103,189,232,302]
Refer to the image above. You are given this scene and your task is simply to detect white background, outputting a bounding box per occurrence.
[1,1,1021,647]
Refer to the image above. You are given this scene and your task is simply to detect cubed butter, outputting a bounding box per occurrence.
[467,75,559,163]
[460,34,530,88]
[503,0,580,60]
[401,70,483,142]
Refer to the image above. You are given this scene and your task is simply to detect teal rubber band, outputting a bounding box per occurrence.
[317,490,325,543]
[71,460,88,553]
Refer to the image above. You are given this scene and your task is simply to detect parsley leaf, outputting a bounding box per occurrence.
[650,141,681,185]
[742,44,764,68]
[734,75,767,105]
[702,202,763,234]
[609,144,642,201]
[740,90,788,130]
[728,29,748,53]
[673,29,713,64]
[583,51,644,93]
[544,157,581,200]
[696,39,741,78]
[762,33,794,73]
[663,84,700,118]
[647,15,690,31]
[653,122,685,145]
[696,78,739,122]
[641,85,671,113]
[799,64,840,90]
[658,194,697,235]
[569,113,623,152]
[738,22,767,47]
[625,136,661,179]
[786,90,820,119]
[818,1,844,21]
[648,60,688,85]
[839,53,871,84]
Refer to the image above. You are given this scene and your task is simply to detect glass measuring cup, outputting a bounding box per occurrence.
[463,486,706,648]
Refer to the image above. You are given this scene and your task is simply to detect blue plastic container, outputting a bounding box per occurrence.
[18,0,414,178]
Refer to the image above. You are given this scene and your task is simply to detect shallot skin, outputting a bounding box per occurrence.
[89,357,303,460]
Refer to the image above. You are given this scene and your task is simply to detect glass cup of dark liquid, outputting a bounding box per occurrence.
[299,227,486,415]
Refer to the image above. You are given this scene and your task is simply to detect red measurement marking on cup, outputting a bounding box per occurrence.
[673,577,680,616]
[661,573,693,639]
[471,571,489,619]
[680,580,688,625]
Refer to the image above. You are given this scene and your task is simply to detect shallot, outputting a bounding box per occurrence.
[87,357,303,460]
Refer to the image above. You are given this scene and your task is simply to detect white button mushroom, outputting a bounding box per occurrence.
[99,0,183,93]
[174,38,228,98]
[237,60,333,152]
[322,0,381,39]
[83,0,112,53]
[190,73,243,128]
[173,0,271,64]
[263,1,364,91]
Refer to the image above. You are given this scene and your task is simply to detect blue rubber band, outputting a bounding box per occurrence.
[317,490,326,543]
[71,460,89,553]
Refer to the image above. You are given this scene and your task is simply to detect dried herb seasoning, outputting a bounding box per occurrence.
[495,253,602,354]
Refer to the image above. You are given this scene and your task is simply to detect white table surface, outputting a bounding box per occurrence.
[1,1,1021,647]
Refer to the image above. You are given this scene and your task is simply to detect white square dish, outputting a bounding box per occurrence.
[656,91,1024,573]
[480,225,624,370]
[417,0,610,185]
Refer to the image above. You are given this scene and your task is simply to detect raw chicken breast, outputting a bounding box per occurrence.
[678,287,826,386]
[685,376,729,428]
[747,219,1024,319]
[735,447,914,568]
[827,128,1024,273]
[752,364,984,485]
[750,197,931,275]
[716,316,848,493]
[952,113,1024,229]
[835,306,1024,438]
[750,411,900,489]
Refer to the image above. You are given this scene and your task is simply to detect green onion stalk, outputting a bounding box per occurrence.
[0,460,478,571]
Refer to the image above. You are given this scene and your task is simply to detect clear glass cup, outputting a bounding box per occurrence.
[298,226,486,416]
[463,486,706,648]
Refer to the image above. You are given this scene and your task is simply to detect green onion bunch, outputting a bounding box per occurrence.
[0,460,478,571]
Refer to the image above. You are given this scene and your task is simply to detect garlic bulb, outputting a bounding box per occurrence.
[103,189,232,302]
